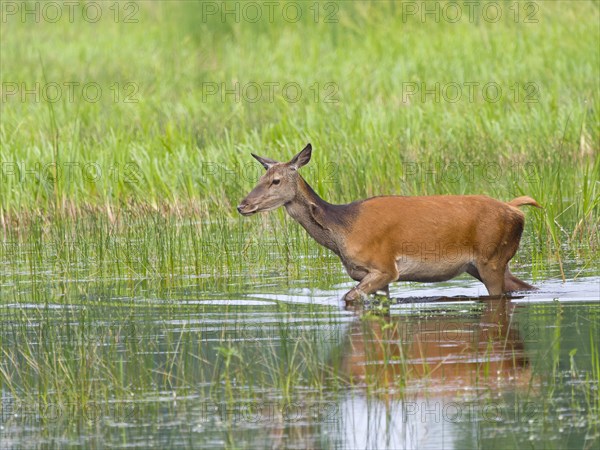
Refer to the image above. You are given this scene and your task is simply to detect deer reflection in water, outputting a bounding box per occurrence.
[341,297,534,396]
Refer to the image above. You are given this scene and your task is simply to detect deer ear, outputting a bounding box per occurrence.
[288,143,312,170]
[251,153,278,170]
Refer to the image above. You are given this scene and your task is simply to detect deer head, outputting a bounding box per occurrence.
[237,143,312,216]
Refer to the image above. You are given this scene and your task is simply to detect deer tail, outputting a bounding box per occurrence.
[508,196,542,209]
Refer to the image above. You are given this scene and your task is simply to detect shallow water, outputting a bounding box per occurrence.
[1,258,599,448]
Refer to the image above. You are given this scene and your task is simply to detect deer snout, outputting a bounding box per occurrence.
[237,201,256,216]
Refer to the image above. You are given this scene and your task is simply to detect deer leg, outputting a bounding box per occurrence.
[473,264,535,293]
[344,271,396,303]
[375,285,390,297]
[504,267,536,292]
[476,262,506,297]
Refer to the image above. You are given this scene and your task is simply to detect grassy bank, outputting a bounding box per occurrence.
[1,2,598,239]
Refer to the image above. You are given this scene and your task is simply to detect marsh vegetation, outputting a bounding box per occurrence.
[1,1,598,448]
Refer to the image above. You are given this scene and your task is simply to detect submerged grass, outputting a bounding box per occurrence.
[1,298,598,447]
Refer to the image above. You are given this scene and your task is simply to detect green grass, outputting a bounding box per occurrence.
[1,1,598,262]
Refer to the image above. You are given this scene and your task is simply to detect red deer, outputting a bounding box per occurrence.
[237,144,540,303]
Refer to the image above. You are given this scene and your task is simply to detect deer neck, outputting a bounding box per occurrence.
[284,176,353,254]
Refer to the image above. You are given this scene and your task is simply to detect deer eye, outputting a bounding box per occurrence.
[272,178,281,186]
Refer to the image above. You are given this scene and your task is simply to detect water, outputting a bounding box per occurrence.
[1,261,598,448]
